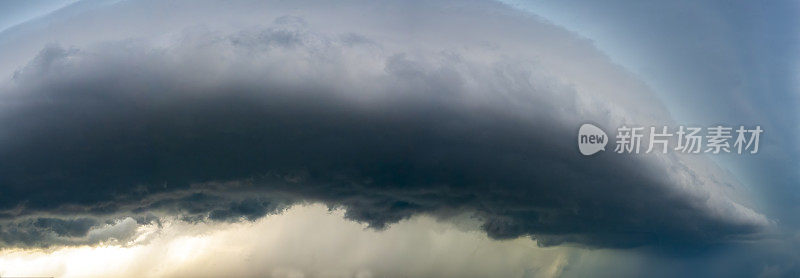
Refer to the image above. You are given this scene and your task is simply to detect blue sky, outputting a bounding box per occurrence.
[504,0,800,228]
[0,0,77,33]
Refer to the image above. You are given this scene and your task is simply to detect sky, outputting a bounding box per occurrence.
[0,0,797,277]
[0,0,77,33]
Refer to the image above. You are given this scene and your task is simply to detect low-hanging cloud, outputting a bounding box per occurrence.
[0,0,768,249]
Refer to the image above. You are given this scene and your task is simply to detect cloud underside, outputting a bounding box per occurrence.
[0,0,767,249]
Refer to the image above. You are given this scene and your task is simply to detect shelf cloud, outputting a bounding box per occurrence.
[0,0,768,251]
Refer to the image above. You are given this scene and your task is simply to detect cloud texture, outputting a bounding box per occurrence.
[0,0,768,249]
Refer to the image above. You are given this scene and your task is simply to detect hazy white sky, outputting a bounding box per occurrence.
[1,204,592,278]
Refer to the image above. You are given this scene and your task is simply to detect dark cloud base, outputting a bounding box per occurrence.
[0,20,763,250]
[0,47,757,250]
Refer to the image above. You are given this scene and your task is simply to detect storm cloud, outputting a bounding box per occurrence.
[0,0,768,249]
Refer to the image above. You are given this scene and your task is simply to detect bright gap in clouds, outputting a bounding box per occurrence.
[0,204,581,278]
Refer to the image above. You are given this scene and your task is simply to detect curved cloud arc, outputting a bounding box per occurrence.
[0,0,768,249]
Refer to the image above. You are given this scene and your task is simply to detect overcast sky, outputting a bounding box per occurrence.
[0,0,797,277]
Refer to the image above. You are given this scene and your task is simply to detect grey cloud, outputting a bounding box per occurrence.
[0,189,292,248]
[134,191,292,223]
[0,217,132,248]
[32,217,97,237]
[0,0,767,249]
[85,217,139,244]
[2,217,98,246]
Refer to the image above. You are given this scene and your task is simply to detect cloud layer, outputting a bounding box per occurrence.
[0,0,768,249]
